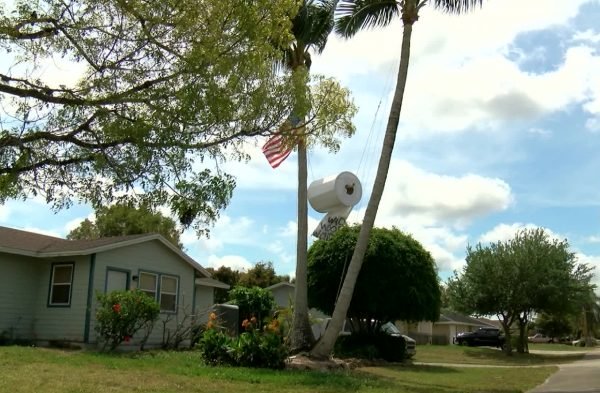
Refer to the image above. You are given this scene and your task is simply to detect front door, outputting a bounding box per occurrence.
[106,269,129,292]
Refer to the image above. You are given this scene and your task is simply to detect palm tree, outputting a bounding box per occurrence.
[282,0,338,352]
[310,0,484,358]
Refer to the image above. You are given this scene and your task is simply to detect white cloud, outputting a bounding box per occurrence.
[585,235,600,244]
[346,161,512,273]
[378,160,512,227]
[206,255,253,272]
[0,205,10,222]
[63,213,95,234]
[585,117,600,132]
[573,29,600,44]
[479,222,566,244]
[574,252,600,289]
[528,127,552,136]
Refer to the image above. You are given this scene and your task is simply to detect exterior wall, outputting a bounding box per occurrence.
[31,255,91,342]
[194,286,214,324]
[271,286,294,309]
[89,240,201,347]
[0,253,40,340]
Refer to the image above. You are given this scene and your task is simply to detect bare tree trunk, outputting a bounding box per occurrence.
[289,139,315,352]
[310,20,416,359]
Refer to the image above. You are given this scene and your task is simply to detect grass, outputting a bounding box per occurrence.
[528,342,594,351]
[0,346,556,393]
[414,344,586,365]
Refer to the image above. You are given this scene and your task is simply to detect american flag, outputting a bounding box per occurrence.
[262,115,301,169]
[262,133,294,169]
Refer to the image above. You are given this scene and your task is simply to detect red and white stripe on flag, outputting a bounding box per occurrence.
[262,133,293,168]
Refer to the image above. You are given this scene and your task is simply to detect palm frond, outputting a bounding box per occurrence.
[432,0,484,14]
[335,0,400,39]
[292,0,338,55]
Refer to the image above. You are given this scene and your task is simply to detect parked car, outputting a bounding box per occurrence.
[528,333,555,343]
[572,337,600,347]
[455,327,505,348]
[380,321,417,358]
[317,318,417,358]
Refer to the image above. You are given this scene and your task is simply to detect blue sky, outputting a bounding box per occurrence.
[2,0,600,288]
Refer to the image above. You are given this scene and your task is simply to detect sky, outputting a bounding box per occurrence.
[2,0,600,289]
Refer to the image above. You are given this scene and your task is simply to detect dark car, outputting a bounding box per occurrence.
[455,327,505,348]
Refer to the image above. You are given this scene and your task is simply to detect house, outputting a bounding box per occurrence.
[0,226,227,348]
[396,310,497,345]
[265,281,295,309]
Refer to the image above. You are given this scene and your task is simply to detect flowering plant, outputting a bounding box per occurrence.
[95,290,160,350]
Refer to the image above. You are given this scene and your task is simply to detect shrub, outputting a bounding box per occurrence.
[228,286,275,330]
[197,314,287,369]
[95,290,160,350]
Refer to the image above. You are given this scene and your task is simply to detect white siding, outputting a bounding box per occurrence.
[31,256,91,342]
[194,286,214,324]
[0,253,40,340]
[89,240,203,347]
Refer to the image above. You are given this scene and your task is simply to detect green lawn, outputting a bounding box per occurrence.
[414,344,585,365]
[0,346,555,393]
[528,342,593,352]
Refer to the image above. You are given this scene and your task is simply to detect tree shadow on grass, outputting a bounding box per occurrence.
[462,347,583,365]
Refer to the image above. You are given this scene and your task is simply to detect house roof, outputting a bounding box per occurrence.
[436,310,493,327]
[265,282,295,291]
[0,225,211,278]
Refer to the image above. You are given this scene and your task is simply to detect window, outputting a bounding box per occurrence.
[49,263,74,306]
[138,271,178,312]
[139,272,158,299]
[160,275,178,312]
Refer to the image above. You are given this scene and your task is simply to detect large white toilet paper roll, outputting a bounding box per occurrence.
[308,171,362,213]
[308,172,362,240]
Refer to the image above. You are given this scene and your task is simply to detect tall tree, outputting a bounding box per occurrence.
[308,225,441,332]
[0,0,303,235]
[67,203,182,248]
[239,261,290,289]
[279,0,357,353]
[205,266,242,304]
[447,228,594,354]
[311,0,485,359]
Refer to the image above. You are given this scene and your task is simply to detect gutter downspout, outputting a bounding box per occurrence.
[83,253,96,344]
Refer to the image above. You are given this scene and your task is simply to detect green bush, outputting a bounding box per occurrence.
[335,333,407,362]
[228,286,275,330]
[197,316,287,369]
[95,290,160,350]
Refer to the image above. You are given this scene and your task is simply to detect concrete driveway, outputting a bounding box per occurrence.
[528,348,600,393]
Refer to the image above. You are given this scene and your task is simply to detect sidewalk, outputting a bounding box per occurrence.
[527,348,600,393]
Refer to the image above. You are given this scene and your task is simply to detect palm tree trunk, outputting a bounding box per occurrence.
[310,20,416,359]
[289,138,315,351]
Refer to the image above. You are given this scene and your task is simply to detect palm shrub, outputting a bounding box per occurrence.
[95,290,160,350]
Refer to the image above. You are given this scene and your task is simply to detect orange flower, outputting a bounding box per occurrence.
[241,319,249,328]
[207,321,214,329]
[250,316,257,324]
[112,303,121,313]
[209,312,217,321]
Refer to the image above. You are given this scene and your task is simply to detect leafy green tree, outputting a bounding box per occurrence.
[308,225,441,332]
[0,0,304,235]
[239,261,290,289]
[447,228,593,354]
[228,286,276,330]
[67,203,182,248]
[276,0,357,353]
[311,0,485,359]
[534,313,572,341]
[206,266,242,304]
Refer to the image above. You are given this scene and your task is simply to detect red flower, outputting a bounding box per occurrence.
[124,335,131,342]
[112,303,121,313]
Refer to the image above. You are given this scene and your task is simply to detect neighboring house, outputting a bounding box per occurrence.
[265,282,295,309]
[0,226,227,348]
[396,310,496,345]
